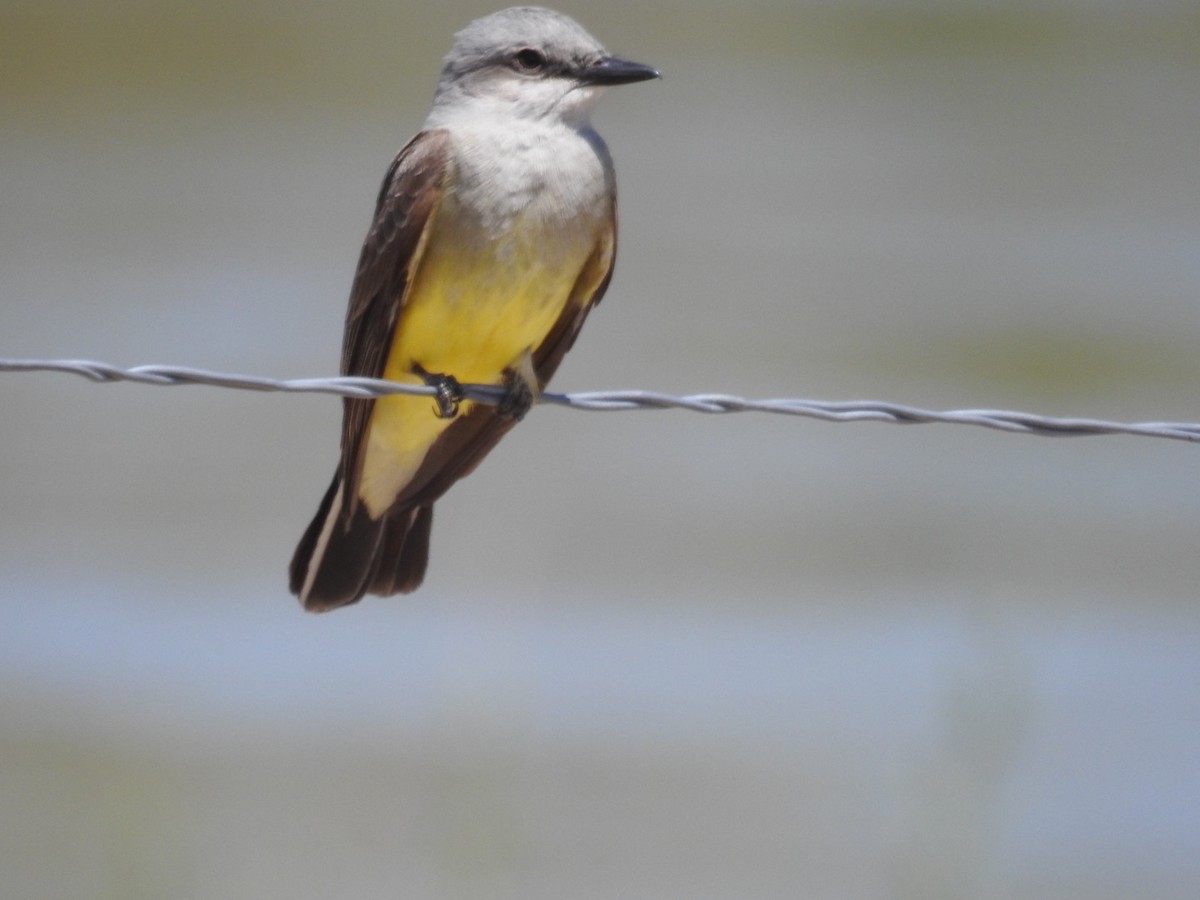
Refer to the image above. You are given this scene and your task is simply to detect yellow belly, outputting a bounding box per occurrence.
[358,211,595,517]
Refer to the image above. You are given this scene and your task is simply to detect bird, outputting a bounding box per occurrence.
[289,7,658,611]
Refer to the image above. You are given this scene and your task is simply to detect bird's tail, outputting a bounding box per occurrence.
[289,474,432,612]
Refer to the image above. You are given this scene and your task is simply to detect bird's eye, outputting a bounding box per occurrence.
[513,48,546,73]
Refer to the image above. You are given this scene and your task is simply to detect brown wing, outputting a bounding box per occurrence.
[336,130,452,502]
[390,202,618,510]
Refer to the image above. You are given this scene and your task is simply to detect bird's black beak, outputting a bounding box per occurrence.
[580,56,660,86]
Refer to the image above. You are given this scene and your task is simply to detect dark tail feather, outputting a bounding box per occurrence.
[367,503,433,596]
[289,475,432,612]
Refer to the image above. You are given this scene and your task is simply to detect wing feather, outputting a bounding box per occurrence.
[336,130,452,505]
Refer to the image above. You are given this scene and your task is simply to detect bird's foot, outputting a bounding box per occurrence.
[496,369,536,421]
[413,364,464,419]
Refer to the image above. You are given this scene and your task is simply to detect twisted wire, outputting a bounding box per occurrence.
[3,356,1198,444]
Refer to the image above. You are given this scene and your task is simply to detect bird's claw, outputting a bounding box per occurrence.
[496,370,535,421]
[413,364,465,419]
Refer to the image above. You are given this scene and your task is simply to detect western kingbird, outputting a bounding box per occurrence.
[290,7,657,611]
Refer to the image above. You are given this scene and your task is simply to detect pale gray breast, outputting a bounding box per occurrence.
[445,120,614,242]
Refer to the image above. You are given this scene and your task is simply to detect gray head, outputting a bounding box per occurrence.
[427,7,658,127]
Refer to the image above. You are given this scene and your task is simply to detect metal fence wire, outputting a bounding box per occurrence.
[3,356,1199,444]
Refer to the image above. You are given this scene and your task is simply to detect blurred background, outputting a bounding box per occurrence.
[2,0,1198,897]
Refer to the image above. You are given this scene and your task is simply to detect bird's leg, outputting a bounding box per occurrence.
[496,352,539,421]
[412,363,464,419]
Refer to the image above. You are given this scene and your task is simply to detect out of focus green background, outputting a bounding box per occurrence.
[2,1,1198,897]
